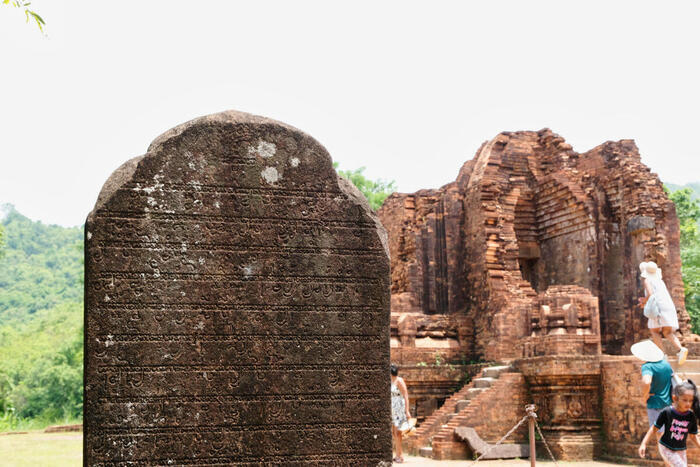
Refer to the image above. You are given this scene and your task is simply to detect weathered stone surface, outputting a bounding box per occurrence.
[520,285,601,357]
[454,426,529,459]
[515,356,602,460]
[84,110,391,466]
[380,129,688,363]
[454,400,470,412]
[44,424,82,433]
[627,215,656,234]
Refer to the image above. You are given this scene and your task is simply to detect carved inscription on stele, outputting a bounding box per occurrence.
[84,111,391,466]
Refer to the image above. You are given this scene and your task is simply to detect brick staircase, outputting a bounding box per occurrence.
[405,365,515,459]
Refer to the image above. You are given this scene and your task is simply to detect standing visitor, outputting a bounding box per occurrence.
[640,261,688,365]
[632,340,674,429]
[639,381,700,466]
[390,363,411,464]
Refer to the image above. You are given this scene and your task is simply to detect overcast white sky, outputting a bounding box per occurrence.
[1,1,699,227]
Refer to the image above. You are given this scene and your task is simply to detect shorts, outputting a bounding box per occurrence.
[658,443,687,467]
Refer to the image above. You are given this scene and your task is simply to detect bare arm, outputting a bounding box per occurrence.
[641,374,652,404]
[398,377,411,419]
[639,425,658,458]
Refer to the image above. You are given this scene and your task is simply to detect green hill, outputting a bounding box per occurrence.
[0,205,83,429]
[0,205,83,323]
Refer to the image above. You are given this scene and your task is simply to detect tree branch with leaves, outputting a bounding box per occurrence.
[334,163,396,211]
[667,186,700,333]
[2,0,45,32]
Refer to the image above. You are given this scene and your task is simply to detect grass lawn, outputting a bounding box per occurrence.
[0,431,82,467]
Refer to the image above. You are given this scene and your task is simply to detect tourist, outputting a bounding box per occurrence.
[633,340,674,429]
[640,261,688,365]
[390,363,411,464]
[639,380,700,466]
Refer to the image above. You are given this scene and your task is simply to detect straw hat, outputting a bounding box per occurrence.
[640,261,663,281]
[631,340,664,362]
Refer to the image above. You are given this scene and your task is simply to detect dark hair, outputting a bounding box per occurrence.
[390,363,398,376]
[674,379,700,419]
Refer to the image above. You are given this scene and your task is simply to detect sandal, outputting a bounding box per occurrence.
[393,457,404,463]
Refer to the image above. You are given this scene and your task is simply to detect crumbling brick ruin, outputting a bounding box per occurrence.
[380,129,694,461]
[381,128,688,362]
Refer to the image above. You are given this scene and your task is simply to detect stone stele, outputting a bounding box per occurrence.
[84,110,391,466]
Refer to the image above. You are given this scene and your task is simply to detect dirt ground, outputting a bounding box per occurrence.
[0,431,632,466]
[401,456,627,466]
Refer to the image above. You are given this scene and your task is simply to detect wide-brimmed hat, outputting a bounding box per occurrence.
[631,340,665,362]
[640,261,663,280]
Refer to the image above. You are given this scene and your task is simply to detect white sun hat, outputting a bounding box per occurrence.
[639,261,663,281]
[631,340,665,362]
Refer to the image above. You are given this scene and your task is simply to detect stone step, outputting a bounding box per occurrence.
[445,413,455,422]
[455,399,471,412]
[466,388,486,399]
[418,446,433,458]
[482,365,511,378]
[472,377,497,389]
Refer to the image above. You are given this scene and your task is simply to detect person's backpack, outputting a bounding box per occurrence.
[644,295,660,319]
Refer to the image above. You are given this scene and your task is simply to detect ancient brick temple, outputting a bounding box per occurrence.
[380,129,695,461]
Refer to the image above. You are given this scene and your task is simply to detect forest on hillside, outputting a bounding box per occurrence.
[0,180,698,431]
[0,207,83,429]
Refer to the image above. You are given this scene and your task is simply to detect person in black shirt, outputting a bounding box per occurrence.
[639,380,700,466]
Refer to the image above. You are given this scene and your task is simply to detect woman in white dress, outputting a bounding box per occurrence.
[640,261,689,365]
[390,363,411,463]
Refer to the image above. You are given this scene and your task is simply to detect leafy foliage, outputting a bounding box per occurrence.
[2,0,45,32]
[0,206,83,429]
[0,303,83,429]
[670,188,700,247]
[666,182,700,202]
[667,187,700,333]
[0,206,83,322]
[334,163,396,210]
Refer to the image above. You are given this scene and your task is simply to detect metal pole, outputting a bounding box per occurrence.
[529,414,536,466]
[526,404,537,467]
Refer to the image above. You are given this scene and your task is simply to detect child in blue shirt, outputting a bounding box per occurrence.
[633,340,674,428]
